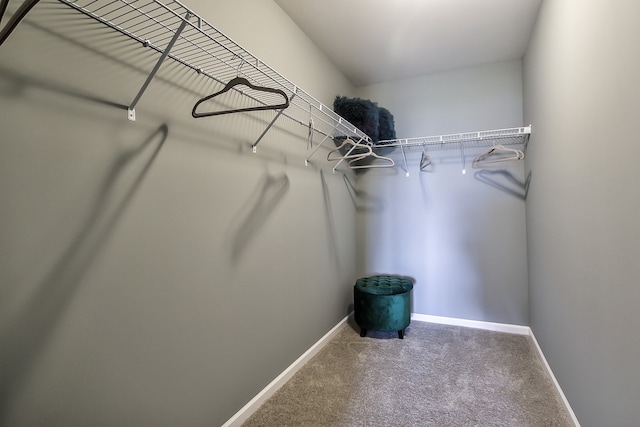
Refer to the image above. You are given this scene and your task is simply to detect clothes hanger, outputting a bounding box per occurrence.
[307,117,314,150]
[192,76,290,118]
[0,0,40,46]
[348,150,395,169]
[327,138,372,162]
[420,146,432,172]
[472,144,524,168]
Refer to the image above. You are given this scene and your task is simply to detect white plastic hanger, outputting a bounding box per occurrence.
[348,150,395,169]
[472,144,524,168]
[327,138,371,162]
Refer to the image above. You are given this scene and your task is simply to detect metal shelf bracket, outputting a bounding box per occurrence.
[127,11,191,121]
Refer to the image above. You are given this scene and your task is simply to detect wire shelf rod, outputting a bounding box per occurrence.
[377,126,531,149]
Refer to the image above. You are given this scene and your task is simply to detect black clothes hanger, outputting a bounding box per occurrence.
[420,147,432,172]
[192,76,290,118]
[0,0,40,46]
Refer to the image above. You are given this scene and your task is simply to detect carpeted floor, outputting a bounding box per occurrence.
[242,320,574,427]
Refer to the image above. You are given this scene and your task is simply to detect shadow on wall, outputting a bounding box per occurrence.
[419,169,435,209]
[474,169,532,200]
[228,172,290,264]
[0,123,168,421]
[320,169,342,272]
[2,13,205,100]
[342,174,385,212]
[0,65,129,113]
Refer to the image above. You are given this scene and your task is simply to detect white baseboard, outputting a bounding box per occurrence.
[223,313,580,427]
[221,316,349,427]
[411,313,531,335]
[529,331,581,427]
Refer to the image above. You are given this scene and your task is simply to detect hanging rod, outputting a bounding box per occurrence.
[53,0,371,148]
[326,125,531,173]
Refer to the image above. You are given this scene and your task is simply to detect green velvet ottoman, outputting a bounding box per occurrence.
[354,275,413,339]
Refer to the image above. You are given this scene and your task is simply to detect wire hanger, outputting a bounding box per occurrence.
[0,0,40,46]
[472,143,524,168]
[192,58,289,118]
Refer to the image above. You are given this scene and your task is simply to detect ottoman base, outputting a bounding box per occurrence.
[359,327,405,339]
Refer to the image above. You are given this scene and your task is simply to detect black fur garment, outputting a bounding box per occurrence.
[333,96,380,143]
[376,107,397,156]
[378,107,396,141]
[332,96,397,167]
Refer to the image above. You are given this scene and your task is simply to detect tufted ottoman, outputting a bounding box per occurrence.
[354,275,413,339]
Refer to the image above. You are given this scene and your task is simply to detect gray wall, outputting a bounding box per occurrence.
[0,1,358,426]
[355,61,530,325]
[523,0,640,425]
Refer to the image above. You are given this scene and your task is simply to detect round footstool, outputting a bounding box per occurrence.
[353,275,413,339]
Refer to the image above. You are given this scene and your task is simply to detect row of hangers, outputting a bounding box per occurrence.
[419,143,525,173]
[189,73,525,173]
[326,138,395,170]
[191,75,396,172]
[325,140,524,173]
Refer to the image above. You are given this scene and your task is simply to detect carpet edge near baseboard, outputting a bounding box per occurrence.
[221,316,350,427]
[528,328,582,427]
[222,313,581,427]
[412,313,581,427]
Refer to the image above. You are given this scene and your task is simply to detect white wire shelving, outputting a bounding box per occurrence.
[4,0,531,170]
[45,0,372,152]
[371,126,531,177]
[377,126,531,151]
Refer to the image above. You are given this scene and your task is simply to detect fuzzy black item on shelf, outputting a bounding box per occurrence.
[378,107,396,141]
[332,96,397,168]
[333,96,380,143]
[376,107,397,156]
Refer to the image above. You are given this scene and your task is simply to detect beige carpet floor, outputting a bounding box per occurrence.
[242,320,574,427]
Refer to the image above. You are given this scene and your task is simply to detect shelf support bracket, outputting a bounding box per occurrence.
[305,118,340,166]
[252,90,297,153]
[128,11,190,121]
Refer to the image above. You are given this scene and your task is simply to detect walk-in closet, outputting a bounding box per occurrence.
[1,0,638,426]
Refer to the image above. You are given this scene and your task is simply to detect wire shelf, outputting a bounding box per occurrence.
[377,126,531,151]
[55,0,371,145]
[5,0,531,169]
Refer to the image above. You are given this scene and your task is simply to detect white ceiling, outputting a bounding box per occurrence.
[274,0,543,86]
